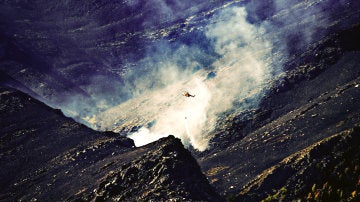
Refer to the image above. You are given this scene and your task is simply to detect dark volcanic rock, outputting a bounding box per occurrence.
[236,126,360,201]
[0,86,219,201]
[0,86,134,201]
[80,136,222,202]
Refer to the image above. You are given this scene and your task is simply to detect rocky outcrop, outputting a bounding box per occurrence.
[0,86,134,201]
[236,126,360,201]
[78,136,222,201]
[0,86,220,201]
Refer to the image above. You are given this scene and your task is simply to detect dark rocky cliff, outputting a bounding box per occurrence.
[83,136,221,201]
[1,0,360,201]
[0,86,220,201]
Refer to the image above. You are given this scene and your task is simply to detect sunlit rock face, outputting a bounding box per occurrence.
[1,0,360,149]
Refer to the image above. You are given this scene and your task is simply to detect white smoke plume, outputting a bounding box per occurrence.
[74,0,354,150]
[3,0,356,149]
[93,6,274,151]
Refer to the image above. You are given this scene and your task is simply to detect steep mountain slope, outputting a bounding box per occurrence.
[0,86,133,200]
[236,126,360,201]
[196,24,360,196]
[1,0,360,201]
[0,86,219,201]
[0,70,43,102]
[0,0,237,120]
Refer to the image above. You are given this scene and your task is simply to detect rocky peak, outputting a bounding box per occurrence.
[85,136,222,201]
[0,86,220,201]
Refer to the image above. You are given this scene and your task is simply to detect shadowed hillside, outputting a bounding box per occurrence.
[1,0,360,201]
[0,86,220,201]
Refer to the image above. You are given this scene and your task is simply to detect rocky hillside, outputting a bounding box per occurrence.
[195,24,360,196]
[78,136,221,201]
[236,126,360,201]
[0,86,219,201]
[1,0,360,201]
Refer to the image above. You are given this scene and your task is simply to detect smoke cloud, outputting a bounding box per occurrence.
[93,6,274,151]
[2,0,358,150]
[57,0,352,150]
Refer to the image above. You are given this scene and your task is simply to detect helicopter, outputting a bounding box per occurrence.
[183,91,195,97]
